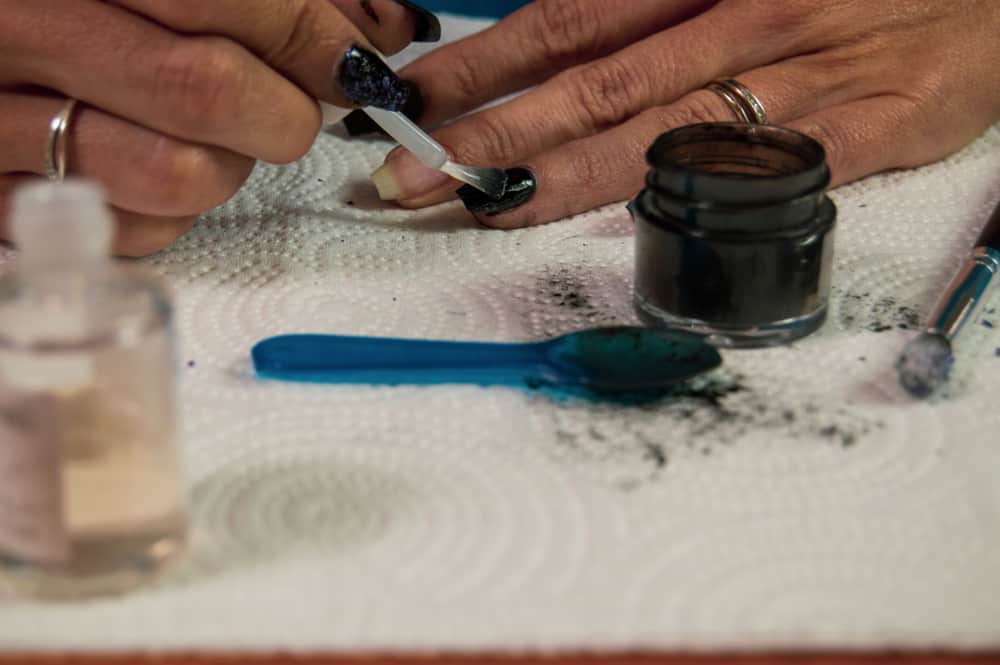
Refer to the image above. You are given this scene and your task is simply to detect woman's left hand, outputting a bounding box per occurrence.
[370,0,1000,227]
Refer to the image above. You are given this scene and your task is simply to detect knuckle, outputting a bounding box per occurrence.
[152,38,245,134]
[741,0,810,36]
[663,92,729,128]
[534,0,602,66]
[456,114,520,166]
[141,140,241,215]
[908,67,949,112]
[266,0,320,66]
[449,53,488,102]
[568,58,648,129]
[571,147,613,192]
[795,119,851,173]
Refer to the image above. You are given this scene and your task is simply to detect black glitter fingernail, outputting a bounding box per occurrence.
[337,45,411,111]
[391,0,442,42]
[344,81,424,136]
[457,167,537,217]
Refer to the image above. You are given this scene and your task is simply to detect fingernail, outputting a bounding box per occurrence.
[337,45,411,111]
[457,167,536,216]
[344,81,424,136]
[370,148,450,201]
[391,0,442,42]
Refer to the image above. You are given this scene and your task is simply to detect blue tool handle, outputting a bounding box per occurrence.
[928,248,1000,341]
[976,198,1000,252]
[252,334,549,386]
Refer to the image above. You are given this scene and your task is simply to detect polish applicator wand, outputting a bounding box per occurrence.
[896,197,1000,398]
[362,107,509,200]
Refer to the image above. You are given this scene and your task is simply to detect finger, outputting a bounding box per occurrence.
[469,92,936,230]
[371,0,824,203]
[109,209,198,258]
[0,175,196,258]
[459,100,734,230]
[0,92,254,218]
[457,69,917,229]
[787,96,935,188]
[108,0,419,104]
[3,0,320,163]
[399,0,715,127]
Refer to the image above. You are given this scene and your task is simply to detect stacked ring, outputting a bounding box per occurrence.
[706,79,768,125]
[43,98,79,182]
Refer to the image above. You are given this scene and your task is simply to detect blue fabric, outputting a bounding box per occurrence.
[419,0,531,18]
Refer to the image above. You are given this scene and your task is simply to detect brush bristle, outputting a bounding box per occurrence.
[443,163,509,200]
[896,333,953,398]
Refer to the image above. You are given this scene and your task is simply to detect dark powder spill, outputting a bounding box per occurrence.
[837,290,921,332]
[530,268,622,339]
[542,373,883,488]
[542,268,591,311]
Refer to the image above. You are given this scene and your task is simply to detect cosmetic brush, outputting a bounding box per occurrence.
[896,197,1000,398]
[363,107,508,199]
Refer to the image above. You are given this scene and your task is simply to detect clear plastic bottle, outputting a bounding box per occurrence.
[0,181,186,598]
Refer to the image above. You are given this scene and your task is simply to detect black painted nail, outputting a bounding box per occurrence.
[457,167,537,217]
[337,45,412,111]
[344,81,424,136]
[391,0,442,42]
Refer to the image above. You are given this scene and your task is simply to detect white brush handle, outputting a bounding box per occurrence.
[363,108,448,169]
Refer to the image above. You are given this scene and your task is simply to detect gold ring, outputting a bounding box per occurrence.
[44,98,79,181]
[706,78,767,125]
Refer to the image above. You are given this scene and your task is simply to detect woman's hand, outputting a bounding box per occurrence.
[371,0,1000,227]
[0,0,439,256]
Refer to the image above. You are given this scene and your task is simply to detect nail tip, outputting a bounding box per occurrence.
[414,17,442,43]
[371,166,403,201]
[393,0,442,42]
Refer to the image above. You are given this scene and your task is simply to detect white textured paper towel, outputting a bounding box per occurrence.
[1,15,1000,654]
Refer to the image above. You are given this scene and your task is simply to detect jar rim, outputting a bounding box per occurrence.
[646,123,830,205]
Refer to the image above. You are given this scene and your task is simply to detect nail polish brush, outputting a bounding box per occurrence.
[363,107,508,199]
[896,197,1000,398]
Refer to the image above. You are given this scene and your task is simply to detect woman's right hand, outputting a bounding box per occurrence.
[0,0,437,256]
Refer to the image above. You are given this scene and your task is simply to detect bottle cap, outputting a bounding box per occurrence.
[10,180,113,270]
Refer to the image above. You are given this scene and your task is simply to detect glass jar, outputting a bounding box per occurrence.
[0,181,187,598]
[631,122,837,348]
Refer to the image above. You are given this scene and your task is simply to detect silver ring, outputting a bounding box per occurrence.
[707,78,768,125]
[706,82,752,124]
[44,98,79,181]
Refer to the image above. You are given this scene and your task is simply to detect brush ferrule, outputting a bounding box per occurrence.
[927,247,1000,340]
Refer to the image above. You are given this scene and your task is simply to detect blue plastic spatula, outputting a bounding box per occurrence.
[252,327,722,392]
